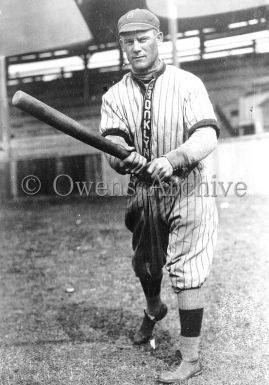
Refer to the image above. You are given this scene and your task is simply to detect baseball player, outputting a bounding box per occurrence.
[99,8,219,383]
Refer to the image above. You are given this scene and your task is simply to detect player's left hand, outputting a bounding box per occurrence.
[146,157,173,181]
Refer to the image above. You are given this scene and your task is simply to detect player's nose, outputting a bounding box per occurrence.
[133,39,141,52]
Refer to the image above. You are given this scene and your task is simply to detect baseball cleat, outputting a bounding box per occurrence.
[133,303,168,345]
[158,359,202,383]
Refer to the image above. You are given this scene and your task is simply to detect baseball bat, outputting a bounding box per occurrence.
[12,91,131,160]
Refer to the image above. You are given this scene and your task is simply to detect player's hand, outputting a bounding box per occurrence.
[147,157,173,181]
[105,135,147,175]
[118,150,148,175]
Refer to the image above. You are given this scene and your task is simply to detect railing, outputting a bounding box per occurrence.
[7,17,269,81]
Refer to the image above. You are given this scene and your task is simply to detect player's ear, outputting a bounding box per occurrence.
[119,36,125,52]
[156,31,163,46]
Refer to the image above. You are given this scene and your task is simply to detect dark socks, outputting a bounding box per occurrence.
[179,308,204,337]
[177,288,204,361]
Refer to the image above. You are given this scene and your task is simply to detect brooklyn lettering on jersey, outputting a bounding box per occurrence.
[142,79,156,161]
[100,65,218,161]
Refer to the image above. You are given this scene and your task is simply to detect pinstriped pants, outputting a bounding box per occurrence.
[125,167,218,292]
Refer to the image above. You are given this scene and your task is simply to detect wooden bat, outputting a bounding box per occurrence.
[12,91,131,160]
[12,91,182,184]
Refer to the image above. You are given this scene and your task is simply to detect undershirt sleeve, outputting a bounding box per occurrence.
[164,127,218,171]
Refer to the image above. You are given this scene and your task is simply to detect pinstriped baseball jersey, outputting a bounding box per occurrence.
[100,64,219,158]
[99,63,218,291]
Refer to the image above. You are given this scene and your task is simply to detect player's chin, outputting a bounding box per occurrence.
[131,62,149,72]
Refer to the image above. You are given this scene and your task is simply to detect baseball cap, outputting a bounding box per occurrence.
[118,8,160,34]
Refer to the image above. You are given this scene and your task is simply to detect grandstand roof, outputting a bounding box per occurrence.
[2,0,269,59]
[0,0,92,57]
[148,0,269,20]
[77,0,269,45]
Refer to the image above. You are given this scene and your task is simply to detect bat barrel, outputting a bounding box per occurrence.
[12,91,130,160]
[12,91,177,185]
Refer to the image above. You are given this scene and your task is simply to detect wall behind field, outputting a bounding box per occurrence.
[205,133,269,196]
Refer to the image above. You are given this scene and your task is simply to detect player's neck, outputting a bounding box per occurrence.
[132,59,163,82]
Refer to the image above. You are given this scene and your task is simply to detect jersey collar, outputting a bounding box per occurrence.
[131,60,166,83]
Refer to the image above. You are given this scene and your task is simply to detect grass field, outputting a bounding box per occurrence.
[0,194,268,385]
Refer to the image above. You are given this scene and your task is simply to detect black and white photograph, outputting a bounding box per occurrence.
[0,0,268,384]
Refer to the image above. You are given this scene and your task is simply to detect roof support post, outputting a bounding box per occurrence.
[82,52,90,105]
[0,56,10,150]
[0,56,12,199]
[167,1,179,67]
[199,30,205,60]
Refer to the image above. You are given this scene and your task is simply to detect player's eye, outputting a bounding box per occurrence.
[124,40,134,45]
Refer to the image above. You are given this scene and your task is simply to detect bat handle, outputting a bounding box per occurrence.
[111,144,132,160]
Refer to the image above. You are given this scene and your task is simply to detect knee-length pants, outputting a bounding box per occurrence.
[125,168,218,293]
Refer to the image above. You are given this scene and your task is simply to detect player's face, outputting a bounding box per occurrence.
[120,29,163,73]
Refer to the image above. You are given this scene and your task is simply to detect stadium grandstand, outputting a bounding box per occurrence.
[1,0,269,198]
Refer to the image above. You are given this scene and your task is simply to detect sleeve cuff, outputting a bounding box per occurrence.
[189,119,220,138]
[163,149,189,172]
[101,129,132,146]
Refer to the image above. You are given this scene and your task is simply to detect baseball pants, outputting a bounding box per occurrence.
[125,166,218,292]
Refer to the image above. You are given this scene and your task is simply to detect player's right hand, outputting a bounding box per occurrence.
[105,135,146,175]
[118,149,148,175]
